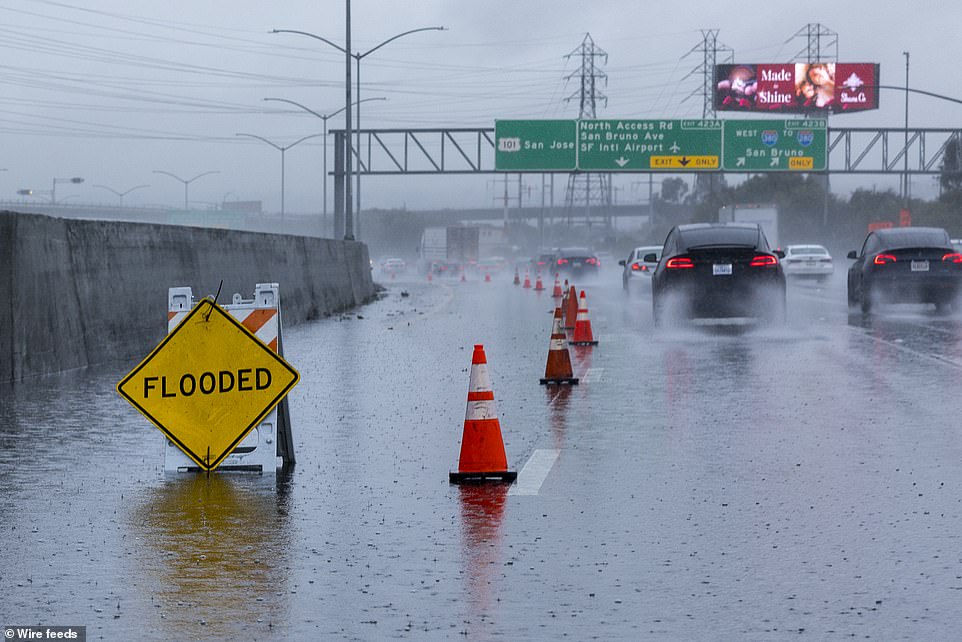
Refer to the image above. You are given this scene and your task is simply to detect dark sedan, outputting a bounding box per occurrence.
[846,227,962,313]
[649,223,786,325]
[554,247,601,279]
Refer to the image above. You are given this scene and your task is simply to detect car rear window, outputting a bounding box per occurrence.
[790,246,827,255]
[680,227,760,249]
[878,229,950,249]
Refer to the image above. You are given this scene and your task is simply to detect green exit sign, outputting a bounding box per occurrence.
[495,120,577,171]
[722,119,827,171]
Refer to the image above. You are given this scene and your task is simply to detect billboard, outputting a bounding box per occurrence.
[715,63,879,113]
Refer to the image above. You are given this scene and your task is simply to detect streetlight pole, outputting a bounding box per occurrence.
[262,97,386,222]
[236,132,324,215]
[152,170,220,211]
[272,19,444,240]
[93,184,149,207]
[351,26,445,238]
[903,51,910,206]
[51,176,84,204]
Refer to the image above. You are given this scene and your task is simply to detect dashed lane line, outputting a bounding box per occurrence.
[508,449,561,496]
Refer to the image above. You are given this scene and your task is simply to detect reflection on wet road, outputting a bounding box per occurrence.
[3,269,962,639]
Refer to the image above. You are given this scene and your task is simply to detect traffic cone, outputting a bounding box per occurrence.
[427,271,433,282]
[461,266,467,282]
[450,344,517,483]
[522,271,532,289]
[484,272,491,283]
[563,285,578,330]
[534,273,544,291]
[552,273,563,298]
[540,307,579,385]
[570,290,599,346]
[513,269,520,286]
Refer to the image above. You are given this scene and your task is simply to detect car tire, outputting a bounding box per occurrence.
[936,300,953,315]
[847,282,858,310]
[860,285,873,314]
[622,276,629,291]
[652,295,664,327]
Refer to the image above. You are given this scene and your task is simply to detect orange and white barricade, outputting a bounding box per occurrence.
[165,283,294,473]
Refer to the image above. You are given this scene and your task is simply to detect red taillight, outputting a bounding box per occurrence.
[749,254,778,267]
[942,253,962,263]
[586,258,599,266]
[666,257,694,269]
[557,258,568,265]
[874,254,897,265]
[630,262,642,271]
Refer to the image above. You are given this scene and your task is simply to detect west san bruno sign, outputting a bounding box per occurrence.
[494,118,826,172]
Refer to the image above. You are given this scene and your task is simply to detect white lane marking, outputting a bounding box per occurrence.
[582,367,604,383]
[509,449,560,496]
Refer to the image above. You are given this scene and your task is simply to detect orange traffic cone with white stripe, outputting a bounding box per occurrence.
[513,268,521,286]
[450,344,517,483]
[534,272,544,291]
[522,271,532,289]
[570,290,598,346]
[552,273,563,298]
[540,307,579,385]
[563,285,578,330]
[484,272,491,283]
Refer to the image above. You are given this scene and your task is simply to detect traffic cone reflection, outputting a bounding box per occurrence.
[563,285,578,330]
[540,307,579,385]
[450,344,518,483]
[522,271,532,289]
[570,290,599,346]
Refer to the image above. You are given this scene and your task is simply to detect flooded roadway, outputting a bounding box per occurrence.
[3,267,962,640]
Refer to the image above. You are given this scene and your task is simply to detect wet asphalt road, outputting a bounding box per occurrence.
[3,266,962,640]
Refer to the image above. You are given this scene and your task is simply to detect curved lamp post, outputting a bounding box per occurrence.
[262,96,386,219]
[235,132,325,215]
[152,170,219,211]
[272,24,445,239]
[93,183,149,207]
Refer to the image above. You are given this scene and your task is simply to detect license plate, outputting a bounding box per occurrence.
[573,261,582,267]
[911,260,929,272]
[713,263,732,275]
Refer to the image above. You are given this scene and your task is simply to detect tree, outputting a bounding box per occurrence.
[939,135,962,197]
[659,177,689,203]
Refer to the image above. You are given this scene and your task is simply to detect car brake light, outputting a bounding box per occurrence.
[874,254,897,265]
[749,254,778,267]
[586,257,598,266]
[557,258,568,265]
[666,257,694,269]
[942,253,962,263]
[630,262,642,271]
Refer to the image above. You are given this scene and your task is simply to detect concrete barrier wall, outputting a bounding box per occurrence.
[0,211,375,383]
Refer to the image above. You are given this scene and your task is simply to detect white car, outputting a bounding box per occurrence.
[781,244,833,281]
[381,257,407,273]
[619,245,662,289]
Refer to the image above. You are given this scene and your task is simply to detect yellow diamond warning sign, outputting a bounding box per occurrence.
[117,298,299,471]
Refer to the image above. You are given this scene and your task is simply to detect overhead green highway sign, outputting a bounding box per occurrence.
[577,119,721,171]
[495,119,577,171]
[722,119,827,171]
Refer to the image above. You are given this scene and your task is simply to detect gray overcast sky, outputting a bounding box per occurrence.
[2,0,960,212]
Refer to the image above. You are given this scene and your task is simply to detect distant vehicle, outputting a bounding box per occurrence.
[554,247,601,279]
[477,256,508,274]
[619,245,662,289]
[418,226,485,273]
[782,244,834,282]
[846,227,962,313]
[650,223,786,325]
[719,204,780,250]
[952,238,962,254]
[531,249,560,273]
[381,257,406,273]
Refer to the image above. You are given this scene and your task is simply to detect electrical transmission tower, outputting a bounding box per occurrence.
[563,33,611,230]
[788,23,838,63]
[682,29,733,118]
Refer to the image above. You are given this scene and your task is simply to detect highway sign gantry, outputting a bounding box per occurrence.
[577,119,721,171]
[722,119,827,171]
[495,120,577,171]
[117,297,299,471]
